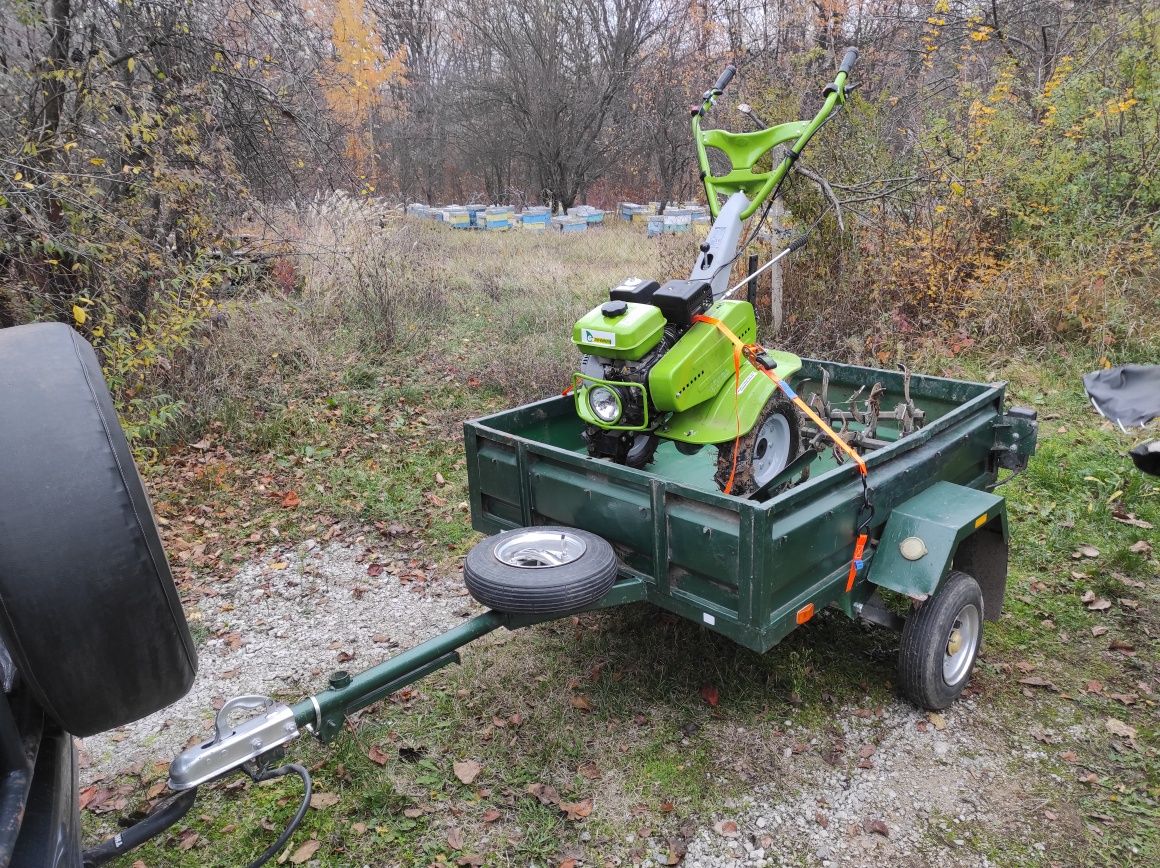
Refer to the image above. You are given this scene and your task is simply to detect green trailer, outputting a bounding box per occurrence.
[464,358,1037,657]
[83,358,1040,866]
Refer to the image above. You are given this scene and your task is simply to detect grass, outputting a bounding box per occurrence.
[84,221,1158,866]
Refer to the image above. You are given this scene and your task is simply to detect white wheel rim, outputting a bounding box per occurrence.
[751,413,793,487]
[943,603,981,685]
[494,530,586,569]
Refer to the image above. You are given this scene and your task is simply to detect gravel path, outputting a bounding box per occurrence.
[80,541,480,785]
[681,700,1039,868]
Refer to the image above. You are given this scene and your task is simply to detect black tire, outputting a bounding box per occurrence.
[464,526,618,617]
[625,433,659,469]
[898,570,984,710]
[0,323,197,737]
[714,396,801,495]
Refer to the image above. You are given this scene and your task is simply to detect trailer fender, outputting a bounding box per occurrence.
[868,481,1008,621]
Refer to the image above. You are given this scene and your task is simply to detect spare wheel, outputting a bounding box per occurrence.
[0,322,197,736]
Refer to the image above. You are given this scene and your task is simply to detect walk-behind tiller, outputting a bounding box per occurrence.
[573,48,866,497]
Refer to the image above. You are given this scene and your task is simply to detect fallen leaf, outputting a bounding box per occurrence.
[1105,718,1137,740]
[481,808,502,823]
[1073,545,1100,559]
[309,792,340,809]
[435,472,447,486]
[560,799,593,821]
[578,761,601,780]
[863,817,889,837]
[815,811,829,829]
[178,830,199,851]
[281,490,301,509]
[713,819,740,838]
[366,563,384,577]
[453,760,481,785]
[700,684,720,707]
[1109,638,1136,654]
[1080,590,1096,603]
[1091,625,1109,637]
[351,822,367,835]
[570,694,593,713]
[289,839,321,863]
[1111,510,1153,529]
[456,855,484,867]
[526,782,560,805]
[1128,540,1152,555]
[1086,598,1112,612]
[927,712,946,731]
[403,807,424,819]
[447,827,464,850]
[858,743,876,759]
[367,745,389,766]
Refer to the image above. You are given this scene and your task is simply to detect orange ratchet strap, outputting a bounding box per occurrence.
[692,314,872,592]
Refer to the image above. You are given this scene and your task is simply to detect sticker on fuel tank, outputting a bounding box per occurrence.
[582,328,617,347]
[736,371,757,394]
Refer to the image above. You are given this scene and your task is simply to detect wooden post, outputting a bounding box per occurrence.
[770,199,785,334]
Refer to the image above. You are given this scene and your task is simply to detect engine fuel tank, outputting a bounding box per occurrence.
[573,302,666,361]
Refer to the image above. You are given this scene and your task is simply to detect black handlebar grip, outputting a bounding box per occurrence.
[839,47,859,76]
[713,64,737,93]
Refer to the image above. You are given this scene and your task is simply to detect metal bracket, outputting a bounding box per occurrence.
[992,406,1038,472]
[168,696,299,791]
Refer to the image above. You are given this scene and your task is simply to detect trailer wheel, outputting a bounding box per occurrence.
[464,527,618,617]
[714,396,800,495]
[0,323,197,737]
[898,571,984,710]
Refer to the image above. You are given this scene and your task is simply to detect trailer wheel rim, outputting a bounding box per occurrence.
[943,603,981,685]
[752,413,793,487]
[493,529,588,569]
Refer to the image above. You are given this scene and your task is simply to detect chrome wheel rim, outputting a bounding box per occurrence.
[751,413,793,487]
[943,603,981,685]
[494,530,586,569]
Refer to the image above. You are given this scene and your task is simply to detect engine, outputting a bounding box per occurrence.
[572,277,713,466]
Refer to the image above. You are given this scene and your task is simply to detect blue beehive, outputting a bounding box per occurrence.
[482,206,513,231]
[520,206,551,229]
[552,216,587,233]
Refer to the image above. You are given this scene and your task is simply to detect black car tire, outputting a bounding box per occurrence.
[464,526,618,617]
[898,570,984,710]
[0,322,197,737]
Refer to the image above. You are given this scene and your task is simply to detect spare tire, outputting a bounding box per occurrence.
[464,526,618,617]
[0,322,197,737]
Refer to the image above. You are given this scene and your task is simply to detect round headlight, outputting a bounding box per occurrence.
[588,386,622,423]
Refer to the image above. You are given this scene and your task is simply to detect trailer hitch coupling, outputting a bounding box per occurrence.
[169,695,300,790]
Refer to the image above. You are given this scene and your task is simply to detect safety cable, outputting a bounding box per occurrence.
[245,763,313,868]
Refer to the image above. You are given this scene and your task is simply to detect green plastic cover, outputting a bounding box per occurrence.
[572,303,666,361]
[648,300,758,411]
